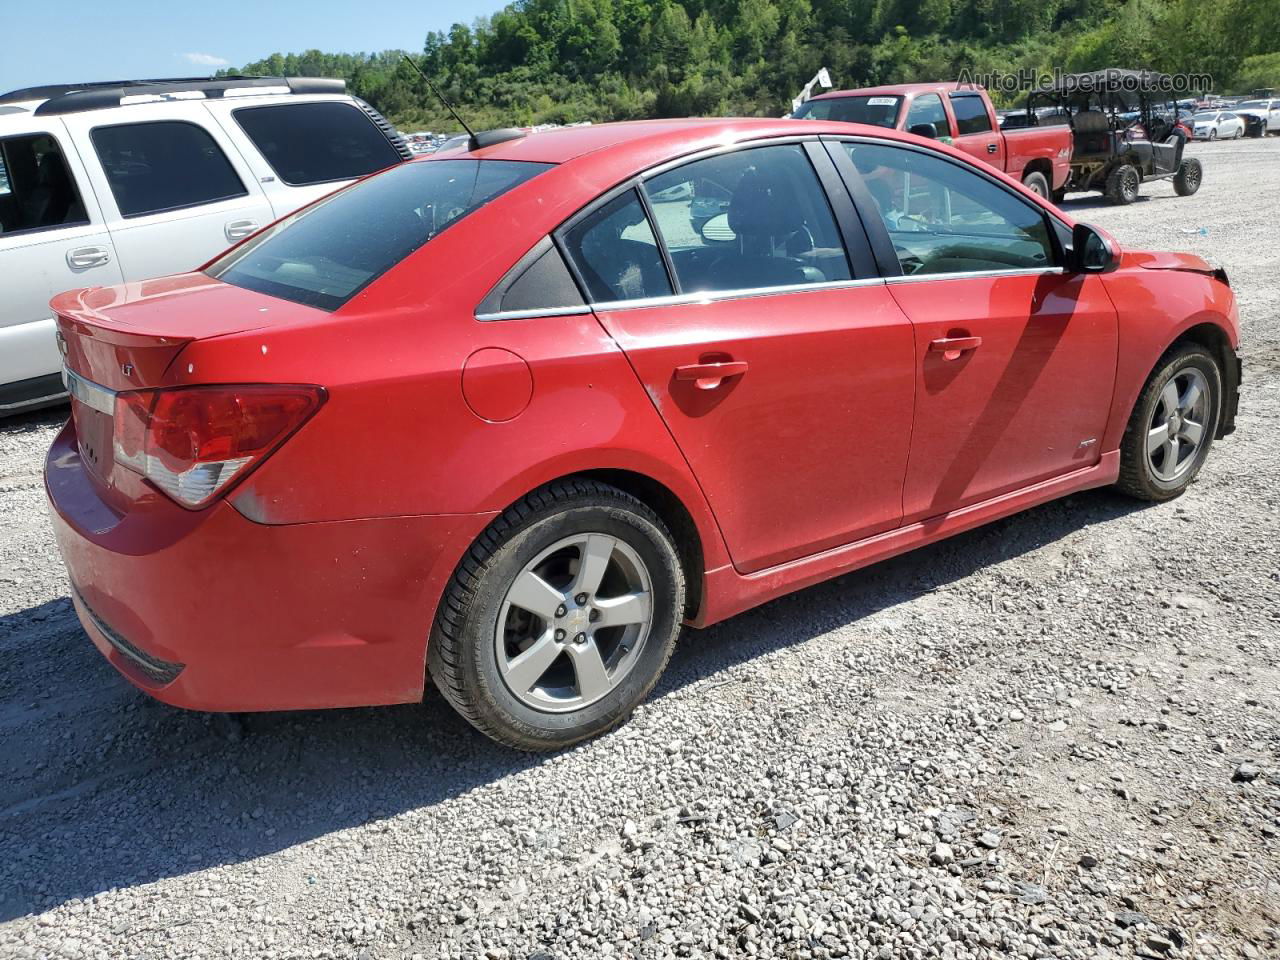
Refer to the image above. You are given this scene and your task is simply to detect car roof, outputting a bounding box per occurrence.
[437,118,799,164]
[809,83,983,100]
[0,76,348,117]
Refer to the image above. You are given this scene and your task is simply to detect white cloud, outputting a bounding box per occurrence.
[181,52,230,68]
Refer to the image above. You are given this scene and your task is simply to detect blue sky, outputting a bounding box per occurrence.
[1,0,502,93]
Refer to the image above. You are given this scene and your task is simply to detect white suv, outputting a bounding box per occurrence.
[0,76,409,413]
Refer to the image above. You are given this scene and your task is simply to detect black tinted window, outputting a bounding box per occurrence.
[210,158,550,310]
[642,144,851,294]
[0,132,89,234]
[234,102,402,186]
[950,95,992,135]
[91,121,246,217]
[794,95,901,127]
[562,190,673,303]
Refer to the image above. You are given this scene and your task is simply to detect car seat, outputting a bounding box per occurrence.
[715,166,825,289]
[1070,110,1112,156]
[21,149,76,229]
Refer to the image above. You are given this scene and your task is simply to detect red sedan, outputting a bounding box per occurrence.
[47,118,1241,750]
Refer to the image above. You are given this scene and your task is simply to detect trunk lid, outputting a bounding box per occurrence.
[52,273,328,508]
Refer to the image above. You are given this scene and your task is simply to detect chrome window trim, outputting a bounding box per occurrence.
[476,304,591,322]
[62,366,115,415]
[885,266,1064,284]
[588,276,887,313]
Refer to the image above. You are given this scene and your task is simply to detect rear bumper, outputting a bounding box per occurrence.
[46,420,493,712]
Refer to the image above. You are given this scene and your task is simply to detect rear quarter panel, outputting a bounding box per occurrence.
[1001,125,1072,189]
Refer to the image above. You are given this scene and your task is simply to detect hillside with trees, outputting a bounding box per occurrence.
[221,0,1280,131]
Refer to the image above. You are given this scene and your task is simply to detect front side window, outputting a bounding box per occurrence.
[210,158,551,310]
[561,189,672,303]
[843,142,1055,275]
[0,133,89,235]
[91,121,247,217]
[641,144,852,294]
[234,102,402,186]
[905,94,950,138]
[793,95,902,128]
[949,94,993,135]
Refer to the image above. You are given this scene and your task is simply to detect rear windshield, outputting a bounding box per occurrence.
[208,158,552,310]
[793,95,902,127]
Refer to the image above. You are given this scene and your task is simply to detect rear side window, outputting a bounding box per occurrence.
[234,102,402,186]
[561,189,673,303]
[91,121,246,217]
[641,144,852,294]
[210,158,551,310]
[949,94,992,135]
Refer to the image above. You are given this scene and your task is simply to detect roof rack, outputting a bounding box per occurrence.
[0,76,345,115]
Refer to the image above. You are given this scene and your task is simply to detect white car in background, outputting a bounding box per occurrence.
[1190,111,1245,140]
[0,76,409,414]
[1231,98,1280,136]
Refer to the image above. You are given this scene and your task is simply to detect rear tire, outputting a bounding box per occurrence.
[1022,170,1050,198]
[1115,344,1222,502]
[428,479,685,751]
[1105,164,1140,205]
[1173,157,1202,196]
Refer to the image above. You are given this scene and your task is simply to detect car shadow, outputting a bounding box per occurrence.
[0,487,1148,921]
[1059,193,1155,212]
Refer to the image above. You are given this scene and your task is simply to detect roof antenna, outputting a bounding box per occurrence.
[401,53,476,143]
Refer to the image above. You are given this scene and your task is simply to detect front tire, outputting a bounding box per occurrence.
[1116,344,1222,502]
[1105,163,1140,204]
[428,479,685,751]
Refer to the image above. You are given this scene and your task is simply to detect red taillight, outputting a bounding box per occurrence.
[112,384,325,509]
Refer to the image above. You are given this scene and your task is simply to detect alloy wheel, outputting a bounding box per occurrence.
[495,533,653,712]
[1146,367,1209,482]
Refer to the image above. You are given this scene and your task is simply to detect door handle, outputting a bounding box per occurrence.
[674,360,748,389]
[986,142,998,154]
[929,335,982,361]
[224,219,259,241]
[66,246,110,269]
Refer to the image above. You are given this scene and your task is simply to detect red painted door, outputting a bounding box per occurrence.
[596,284,916,573]
[890,271,1117,522]
[948,92,1006,173]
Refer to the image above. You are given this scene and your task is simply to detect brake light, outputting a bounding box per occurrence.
[112,385,325,508]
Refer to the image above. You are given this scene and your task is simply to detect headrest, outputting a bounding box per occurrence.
[727,167,804,239]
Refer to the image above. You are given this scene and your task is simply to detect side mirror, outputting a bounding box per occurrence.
[907,123,937,139]
[1069,222,1122,273]
[699,213,736,243]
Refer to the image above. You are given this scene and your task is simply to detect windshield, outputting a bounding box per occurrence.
[793,95,903,127]
[1236,101,1267,109]
[209,158,552,310]
[1192,113,1218,121]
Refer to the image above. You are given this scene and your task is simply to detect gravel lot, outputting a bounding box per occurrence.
[1,137,1277,960]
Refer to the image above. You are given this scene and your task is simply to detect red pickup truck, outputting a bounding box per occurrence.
[792,83,1071,200]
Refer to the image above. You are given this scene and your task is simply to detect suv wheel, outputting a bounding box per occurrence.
[429,479,685,751]
[1105,164,1140,205]
[1116,344,1222,502]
